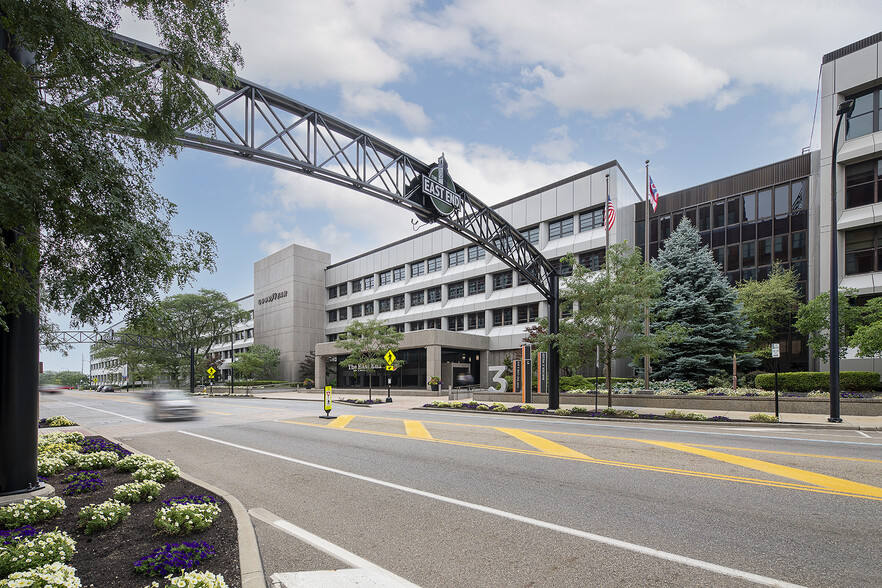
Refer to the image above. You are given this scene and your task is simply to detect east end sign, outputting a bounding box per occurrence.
[410,154,462,221]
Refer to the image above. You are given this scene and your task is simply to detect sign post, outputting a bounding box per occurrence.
[320,385,336,419]
[384,350,396,403]
[537,352,547,398]
[521,344,532,403]
[771,343,780,419]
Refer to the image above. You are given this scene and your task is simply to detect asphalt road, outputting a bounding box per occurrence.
[40,390,882,587]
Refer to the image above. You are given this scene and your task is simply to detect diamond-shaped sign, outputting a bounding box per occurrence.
[384,350,396,365]
[207,367,216,376]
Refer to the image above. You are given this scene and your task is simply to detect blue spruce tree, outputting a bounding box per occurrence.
[650,220,751,384]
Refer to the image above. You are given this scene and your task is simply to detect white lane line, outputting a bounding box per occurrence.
[59,400,145,423]
[856,430,871,438]
[181,430,805,588]
[249,507,420,587]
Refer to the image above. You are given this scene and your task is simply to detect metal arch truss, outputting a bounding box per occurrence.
[50,331,190,357]
[111,34,557,302]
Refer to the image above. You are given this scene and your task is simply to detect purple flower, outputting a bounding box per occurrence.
[133,541,216,576]
[62,477,104,495]
[161,494,222,507]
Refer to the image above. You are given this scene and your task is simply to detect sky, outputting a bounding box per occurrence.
[43,0,882,372]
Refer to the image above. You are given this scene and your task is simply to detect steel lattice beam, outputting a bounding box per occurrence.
[50,331,189,356]
[111,33,557,301]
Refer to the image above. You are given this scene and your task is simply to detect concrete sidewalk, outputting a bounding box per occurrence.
[253,388,882,430]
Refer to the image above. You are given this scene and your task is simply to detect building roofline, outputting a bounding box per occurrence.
[823,31,882,64]
[326,160,629,270]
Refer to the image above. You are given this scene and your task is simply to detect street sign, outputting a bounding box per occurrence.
[384,350,396,365]
[771,343,780,358]
[207,367,216,376]
[385,365,395,371]
[324,386,332,412]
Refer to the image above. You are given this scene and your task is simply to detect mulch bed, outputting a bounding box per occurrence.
[19,437,240,588]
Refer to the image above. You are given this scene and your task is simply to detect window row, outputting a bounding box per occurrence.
[846,85,882,140]
[711,232,807,272]
[845,225,882,275]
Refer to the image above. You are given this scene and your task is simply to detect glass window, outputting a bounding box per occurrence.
[327,309,337,322]
[410,291,424,306]
[392,266,405,282]
[467,312,485,330]
[742,192,757,222]
[426,256,442,273]
[698,206,711,231]
[552,258,572,277]
[845,160,878,209]
[410,321,424,331]
[492,308,513,327]
[549,217,574,240]
[727,197,741,225]
[338,283,347,296]
[579,250,605,270]
[448,249,465,267]
[741,241,756,268]
[520,227,539,245]
[363,301,374,315]
[426,318,441,329]
[845,227,877,275]
[427,286,441,303]
[791,180,807,211]
[757,189,772,218]
[378,298,391,313]
[660,215,672,240]
[393,295,405,310]
[351,279,362,293]
[685,208,697,227]
[467,245,485,262]
[713,202,725,228]
[338,307,347,320]
[517,303,539,324]
[774,235,788,263]
[447,315,464,332]
[792,231,807,260]
[351,305,362,318]
[758,238,772,266]
[493,271,513,290]
[727,245,739,271]
[327,286,337,299]
[635,220,645,246]
[774,185,789,218]
[468,277,485,295]
[579,208,604,231]
[411,261,425,277]
[363,276,374,289]
[379,271,391,286]
[393,324,405,333]
[713,247,725,268]
[448,281,464,299]
[846,90,875,140]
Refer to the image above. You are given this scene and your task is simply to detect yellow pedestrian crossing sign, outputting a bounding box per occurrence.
[384,350,396,365]
[207,367,216,379]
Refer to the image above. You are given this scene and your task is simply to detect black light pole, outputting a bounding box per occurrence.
[829,98,855,423]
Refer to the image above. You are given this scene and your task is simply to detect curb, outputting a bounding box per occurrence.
[97,430,268,588]
[411,406,882,430]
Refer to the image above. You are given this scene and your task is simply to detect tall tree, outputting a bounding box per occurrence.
[794,288,861,361]
[337,319,403,398]
[232,344,281,381]
[735,263,800,362]
[651,221,752,384]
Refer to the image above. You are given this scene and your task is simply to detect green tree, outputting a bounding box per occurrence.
[90,325,163,387]
[533,246,676,406]
[1,0,241,333]
[337,319,404,397]
[735,263,800,357]
[232,344,281,381]
[651,221,752,384]
[794,288,861,361]
[298,351,336,385]
[39,370,85,387]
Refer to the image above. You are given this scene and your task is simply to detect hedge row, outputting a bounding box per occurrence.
[754,371,880,392]
[560,375,633,391]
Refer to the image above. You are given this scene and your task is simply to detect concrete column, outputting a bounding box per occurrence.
[479,350,490,388]
[427,344,442,390]
[315,354,327,389]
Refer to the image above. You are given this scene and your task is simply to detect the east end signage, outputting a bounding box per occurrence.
[258,290,288,306]
[421,155,461,217]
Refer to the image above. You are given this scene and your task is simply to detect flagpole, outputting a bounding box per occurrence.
[644,160,650,391]
[605,173,610,275]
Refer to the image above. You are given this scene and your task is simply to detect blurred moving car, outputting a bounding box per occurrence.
[97,384,116,393]
[38,385,65,394]
[146,390,199,421]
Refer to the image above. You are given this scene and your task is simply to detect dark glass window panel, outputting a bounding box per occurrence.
[846,182,875,208]
[635,220,645,246]
[727,245,739,271]
[411,291,425,306]
[427,286,442,303]
[328,310,337,322]
[579,250,605,270]
[712,229,725,248]
[685,208,697,226]
[352,280,362,292]
[410,321,423,331]
[649,242,659,260]
[427,256,442,272]
[447,281,464,299]
[467,245,485,262]
[338,283,347,296]
[521,227,539,245]
[673,212,683,231]
[363,302,373,315]
[758,189,772,218]
[791,180,807,211]
[757,219,772,239]
[502,308,512,325]
[726,226,740,245]
[756,266,770,281]
[727,197,741,225]
[713,247,725,267]
[660,215,671,240]
[713,202,725,228]
[378,299,391,313]
[792,261,808,281]
[791,211,806,231]
[791,231,807,260]
[339,307,347,320]
[549,217,574,240]
[492,271,513,290]
[742,241,756,268]
[379,271,391,286]
[742,222,756,241]
[726,271,739,286]
[427,318,441,329]
[774,185,789,218]
[742,192,757,222]
[552,258,573,277]
[650,218,659,242]
[448,250,464,267]
[580,208,604,231]
[393,267,405,282]
[699,232,710,248]
[758,238,772,266]
[742,268,756,282]
[774,235,788,263]
[846,92,874,139]
[448,315,464,332]
[467,277,485,295]
[699,206,711,231]
[492,309,502,327]
[774,216,789,235]
[364,276,374,289]
[328,286,337,299]
[351,305,362,318]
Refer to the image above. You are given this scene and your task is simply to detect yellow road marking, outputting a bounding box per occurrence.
[497,427,591,458]
[641,440,882,499]
[688,443,882,464]
[325,415,355,429]
[281,419,882,501]
[404,420,433,439]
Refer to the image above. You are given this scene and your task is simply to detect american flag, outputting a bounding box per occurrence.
[606,194,616,231]
[649,176,660,212]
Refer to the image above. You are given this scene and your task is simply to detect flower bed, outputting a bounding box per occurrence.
[420,401,731,422]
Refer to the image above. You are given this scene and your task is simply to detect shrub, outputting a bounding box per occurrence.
[0,530,76,577]
[143,570,228,588]
[37,442,81,457]
[62,477,105,496]
[37,432,84,447]
[61,471,102,484]
[133,542,217,577]
[664,409,685,419]
[79,437,132,458]
[37,456,68,477]
[0,496,66,528]
[73,451,119,470]
[116,454,159,473]
[554,408,572,416]
[133,460,181,483]
[570,406,589,414]
[77,500,131,534]
[0,561,81,588]
[754,371,880,392]
[154,503,221,536]
[682,412,708,421]
[113,480,164,504]
[749,413,780,423]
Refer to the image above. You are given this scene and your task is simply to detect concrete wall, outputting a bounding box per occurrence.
[254,244,330,382]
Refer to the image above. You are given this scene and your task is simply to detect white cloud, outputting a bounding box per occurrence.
[531,125,578,162]
[341,87,431,133]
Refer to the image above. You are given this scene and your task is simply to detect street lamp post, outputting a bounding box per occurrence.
[829,98,855,423]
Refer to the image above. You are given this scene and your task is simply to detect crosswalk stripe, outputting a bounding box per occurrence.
[496,427,591,459]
